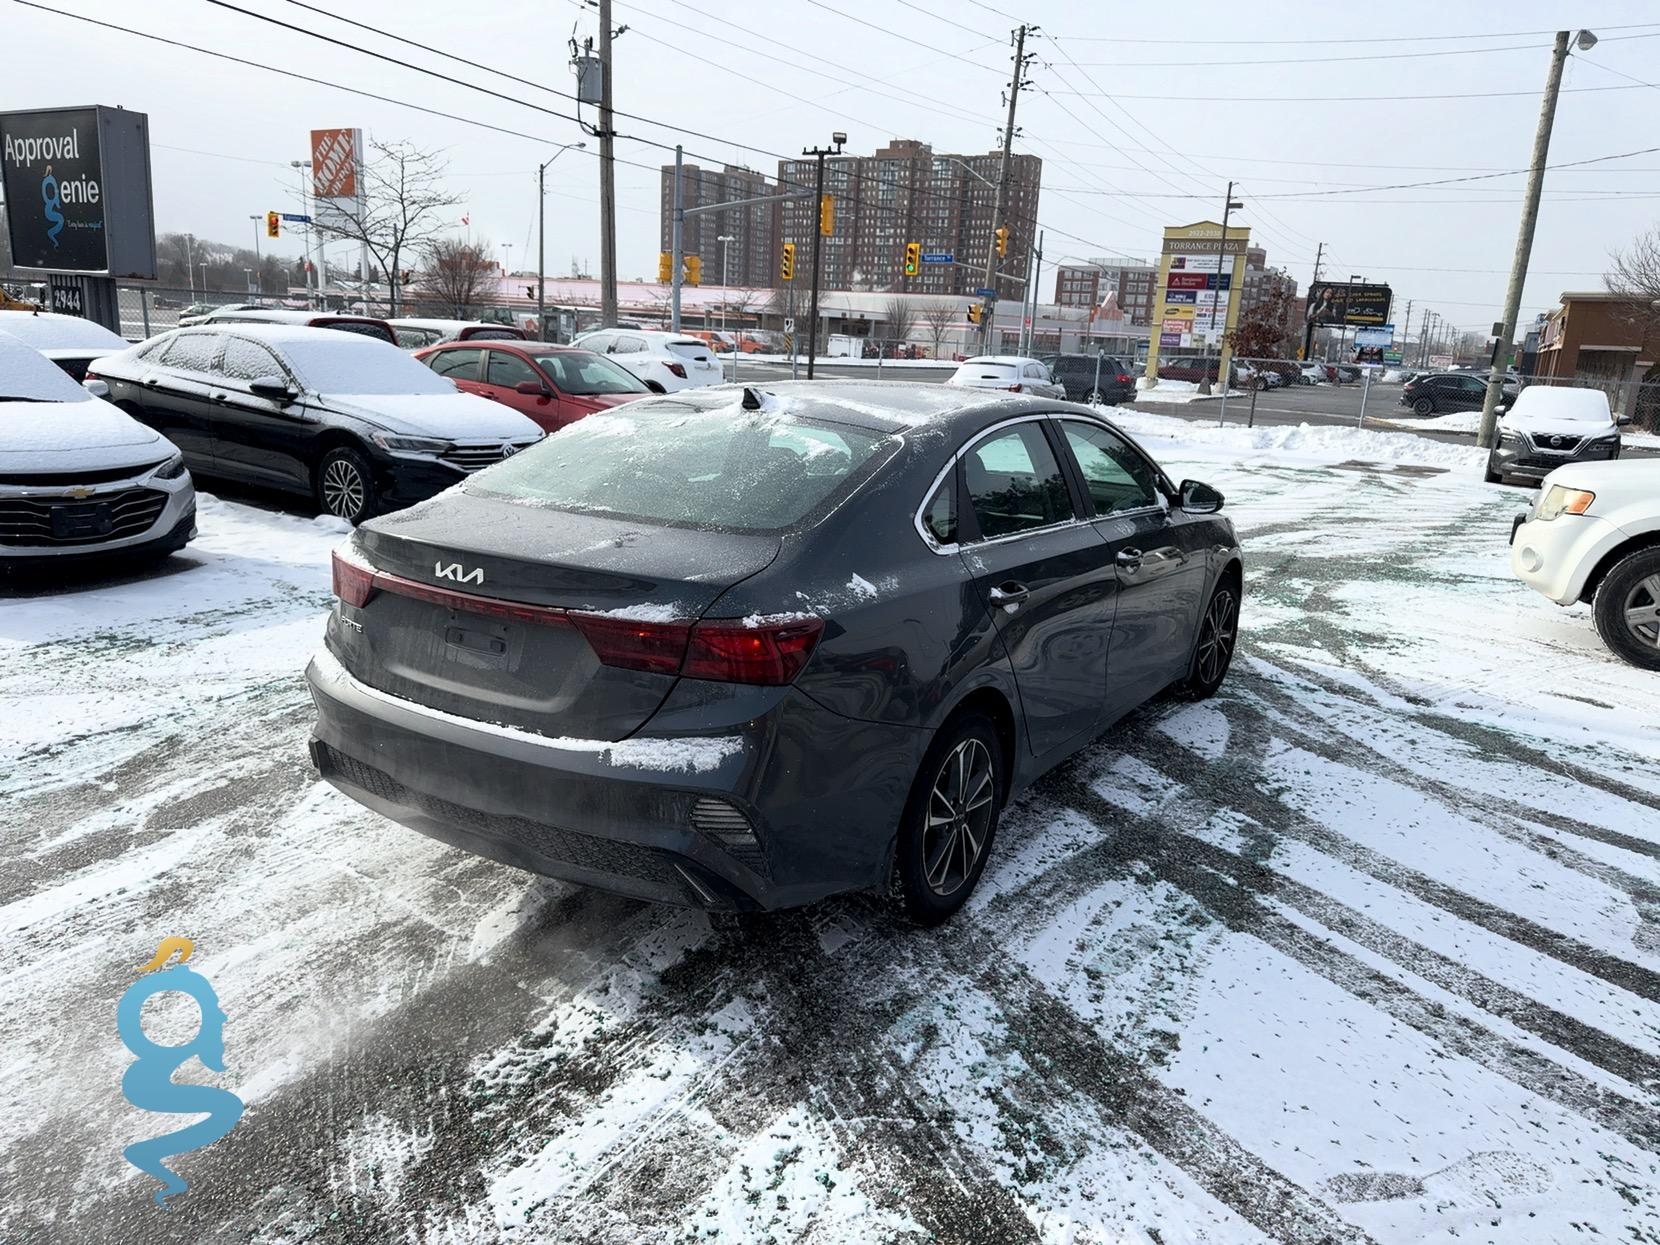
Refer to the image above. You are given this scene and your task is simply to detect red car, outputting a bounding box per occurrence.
[414,340,660,433]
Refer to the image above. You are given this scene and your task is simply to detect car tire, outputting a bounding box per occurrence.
[1592,546,1660,671]
[1413,397,1434,415]
[1483,463,1503,484]
[315,446,378,526]
[891,711,1004,927]
[1182,577,1240,700]
[1083,387,1106,405]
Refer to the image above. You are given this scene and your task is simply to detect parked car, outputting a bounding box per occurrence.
[1253,359,1302,388]
[0,331,195,570]
[1329,364,1362,384]
[1400,371,1517,415]
[684,329,739,355]
[1155,355,1245,387]
[307,382,1242,921]
[90,325,542,524]
[946,356,1066,399]
[570,328,724,391]
[1041,353,1136,405]
[738,331,781,354]
[199,307,398,347]
[389,319,526,350]
[1297,362,1325,385]
[415,340,660,433]
[1509,460,1660,669]
[0,309,128,383]
[1486,386,1625,486]
[179,302,261,327]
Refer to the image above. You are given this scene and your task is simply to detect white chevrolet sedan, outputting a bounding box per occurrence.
[1509,459,1660,669]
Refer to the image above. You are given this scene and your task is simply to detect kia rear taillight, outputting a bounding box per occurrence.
[83,370,101,382]
[667,362,687,379]
[1115,374,1131,384]
[683,618,823,686]
[568,614,688,675]
[331,547,376,607]
[1005,383,1022,393]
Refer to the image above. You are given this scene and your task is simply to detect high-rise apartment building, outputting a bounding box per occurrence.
[661,139,1042,295]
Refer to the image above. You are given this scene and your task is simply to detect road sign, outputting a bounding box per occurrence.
[921,251,953,264]
[974,287,997,298]
[280,213,311,223]
[783,317,795,333]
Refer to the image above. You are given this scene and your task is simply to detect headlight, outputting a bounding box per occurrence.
[1498,428,1522,444]
[371,433,451,455]
[151,452,187,480]
[1535,485,1595,521]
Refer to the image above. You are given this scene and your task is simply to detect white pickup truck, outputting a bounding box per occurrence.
[1509,459,1660,669]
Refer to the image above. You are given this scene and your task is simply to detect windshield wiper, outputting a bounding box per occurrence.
[0,396,51,403]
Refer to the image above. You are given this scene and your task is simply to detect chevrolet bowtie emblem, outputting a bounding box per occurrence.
[67,486,93,499]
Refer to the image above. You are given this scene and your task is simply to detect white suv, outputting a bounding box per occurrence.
[1509,459,1660,669]
[571,329,723,391]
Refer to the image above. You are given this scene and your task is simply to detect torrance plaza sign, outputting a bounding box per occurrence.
[1145,220,1250,377]
[0,105,156,278]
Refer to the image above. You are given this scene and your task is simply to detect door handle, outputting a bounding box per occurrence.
[1116,548,1143,570]
[210,391,229,403]
[481,391,499,400]
[988,581,1029,606]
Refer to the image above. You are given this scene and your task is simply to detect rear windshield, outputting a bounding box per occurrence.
[953,363,1017,381]
[532,351,647,395]
[320,319,397,345]
[465,397,891,530]
[667,339,710,359]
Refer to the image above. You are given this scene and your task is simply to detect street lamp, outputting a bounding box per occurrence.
[248,215,264,296]
[716,235,735,335]
[803,131,847,379]
[536,140,586,340]
[1199,183,1242,395]
[184,232,196,304]
[290,159,316,307]
[198,261,210,301]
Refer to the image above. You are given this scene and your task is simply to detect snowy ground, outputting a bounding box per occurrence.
[3,419,1658,1244]
[1376,407,1660,450]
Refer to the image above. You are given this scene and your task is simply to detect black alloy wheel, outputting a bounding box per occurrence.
[316,446,378,526]
[893,713,1003,925]
[1413,396,1435,415]
[1593,548,1660,671]
[1186,581,1240,699]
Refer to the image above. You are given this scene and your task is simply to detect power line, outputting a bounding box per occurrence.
[1047,30,1660,69]
[1038,21,1660,45]
[1043,83,1641,103]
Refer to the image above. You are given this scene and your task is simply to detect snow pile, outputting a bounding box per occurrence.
[1109,407,1489,471]
[1133,378,1247,403]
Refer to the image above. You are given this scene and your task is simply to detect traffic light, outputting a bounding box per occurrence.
[684,254,702,286]
[657,252,672,283]
[994,226,1008,258]
[903,241,920,277]
[266,211,280,239]
[966,303,981,325]
[819,194,835,237]
[780,241,796,282]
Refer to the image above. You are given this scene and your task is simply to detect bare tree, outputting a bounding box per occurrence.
[882,297,918,351]
[414,238,496,317]
[312,139,464,315]
[918,299,956,359]
[1606,228,1660,335]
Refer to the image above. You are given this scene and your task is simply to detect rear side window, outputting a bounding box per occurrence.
[963,424,1073,540]
[486,350,539,388]
[221,338,285,382]
[921,478,956,545]
[1061,421,1161,515]
[159,333,222,374]
[612,335,646,354]
[396,327,443,348]
[426,348,482,380]
[321,320,395,345]
[465,403,891,531]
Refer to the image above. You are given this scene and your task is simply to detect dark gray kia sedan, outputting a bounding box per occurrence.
[307,382,1242,923]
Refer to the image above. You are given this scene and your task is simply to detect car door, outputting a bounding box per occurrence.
[479,347,559,424]
[423,346,486,396]
[1056,417,1211,718]
[207,336,315,490]
[955,419,1118,758]
[136,333,226,470]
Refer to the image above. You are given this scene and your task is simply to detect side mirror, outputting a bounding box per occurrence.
[82,379,110,399]
[1494,404,1507,415]
[1617,414,1633,427]
[515,380,550,397]
[1179,479,1224,514]
[644,379,667,394]
[249,375,297,404]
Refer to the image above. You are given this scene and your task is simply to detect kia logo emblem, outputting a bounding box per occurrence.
[434,562,483,584]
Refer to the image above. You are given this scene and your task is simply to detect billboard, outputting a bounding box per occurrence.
[1306,282,1392,327]
[0,106,156,277]
[310,127,364,233]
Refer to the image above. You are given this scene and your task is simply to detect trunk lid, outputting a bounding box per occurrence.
[338,489,779,740]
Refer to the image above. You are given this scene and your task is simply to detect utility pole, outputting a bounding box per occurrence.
[1300,240,1324,362]
[803,131,847,379]
[1022,231,1043,355]
[249,215,262,295]
[981,23,1032,352]
[1479,28,1593,448]
[670,145,684,331]
[598,0,619,327]
[1199,181,1241,396]
[1399,299,1412,362]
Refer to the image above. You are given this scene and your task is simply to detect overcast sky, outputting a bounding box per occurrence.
[10,0,1660,332]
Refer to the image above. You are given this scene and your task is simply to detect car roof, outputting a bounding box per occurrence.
[167,323,389,346]
[209,308,389,326]
[654,380,1075,435]
[390,318,506,330]
[960,355,1042,366]
[0,309,128,349]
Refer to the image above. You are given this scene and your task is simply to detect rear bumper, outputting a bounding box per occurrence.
[306,649,923,910]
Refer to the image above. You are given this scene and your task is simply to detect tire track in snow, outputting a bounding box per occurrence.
[1050,780,1660,1153]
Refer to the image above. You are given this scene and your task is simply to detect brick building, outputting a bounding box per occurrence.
[1054,259,1157,325]
[658,164,780,290]
[1533,290,1660,426]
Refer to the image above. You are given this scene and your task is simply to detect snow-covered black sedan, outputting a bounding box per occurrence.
[307,382,1243,923]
